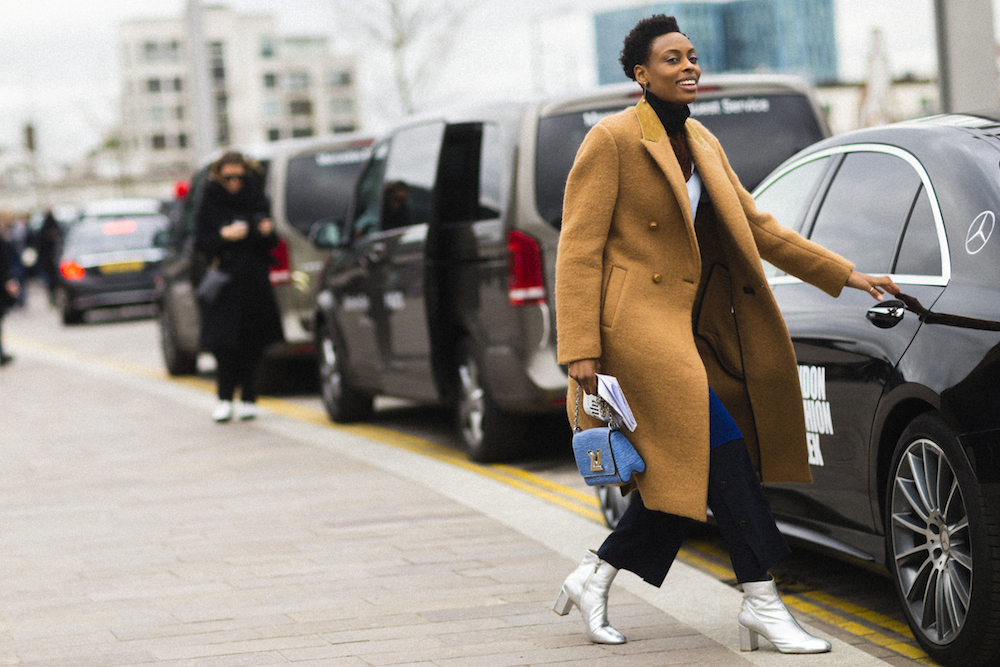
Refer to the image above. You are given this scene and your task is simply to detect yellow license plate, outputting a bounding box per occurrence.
[99,261,145,275]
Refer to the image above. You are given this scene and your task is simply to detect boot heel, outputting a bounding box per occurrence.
[553,587,573,615]
[739,623,759,652]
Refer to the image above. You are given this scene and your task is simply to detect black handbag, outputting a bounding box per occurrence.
[571,385,645,486]
[195,266,231,307]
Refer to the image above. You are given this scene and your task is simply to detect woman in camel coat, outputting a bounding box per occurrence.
[552,14,898,654]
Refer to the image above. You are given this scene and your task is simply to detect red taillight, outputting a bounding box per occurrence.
[269,237,291,286]
[507,230,546,306]
[60,260,85,281]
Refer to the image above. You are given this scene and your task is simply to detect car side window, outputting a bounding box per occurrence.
[893,184,942,276]
[753,156,832,279]
[379,122,446,231]
[807,151,921,274]
[754,156,832,234]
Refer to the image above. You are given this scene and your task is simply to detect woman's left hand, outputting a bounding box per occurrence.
[258,218,274,236]
[846,270,899,302]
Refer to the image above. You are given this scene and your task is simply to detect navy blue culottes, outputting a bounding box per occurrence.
[596,392,790,586]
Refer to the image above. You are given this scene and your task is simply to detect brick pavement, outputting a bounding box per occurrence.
[0,336,893,666]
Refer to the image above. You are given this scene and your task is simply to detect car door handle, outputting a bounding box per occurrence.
[866,299,906,329]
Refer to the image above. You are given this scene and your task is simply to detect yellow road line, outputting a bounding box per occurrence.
[11,332,927,662]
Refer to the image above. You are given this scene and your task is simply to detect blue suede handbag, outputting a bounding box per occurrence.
[572,386,645,486]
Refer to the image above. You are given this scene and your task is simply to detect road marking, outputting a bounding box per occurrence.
[9,332,929,663]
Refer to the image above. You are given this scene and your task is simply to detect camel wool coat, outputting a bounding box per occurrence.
[555,99,854,522]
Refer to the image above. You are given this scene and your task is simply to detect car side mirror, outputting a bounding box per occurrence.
[309,220,344,248]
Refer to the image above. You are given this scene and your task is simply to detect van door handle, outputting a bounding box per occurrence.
[366,242,387,265]
[866,299,906,329]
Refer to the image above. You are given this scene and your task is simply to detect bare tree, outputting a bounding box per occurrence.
[335,0,470,115]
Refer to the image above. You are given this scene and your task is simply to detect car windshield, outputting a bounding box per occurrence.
[534,92,825,227]
[64,214,169,254]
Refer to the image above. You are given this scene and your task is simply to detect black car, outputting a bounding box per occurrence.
[598,111,1000,666]
[56,199,170,324]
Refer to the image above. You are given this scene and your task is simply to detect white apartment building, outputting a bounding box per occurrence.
[119,6,359,177]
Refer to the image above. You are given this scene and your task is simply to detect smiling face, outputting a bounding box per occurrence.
[633,31,700,105]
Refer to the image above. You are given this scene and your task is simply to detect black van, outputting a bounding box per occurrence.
[314,75,830,461]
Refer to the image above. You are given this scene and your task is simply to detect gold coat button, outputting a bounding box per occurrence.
[652,273,662,283]
[649,221,658,230]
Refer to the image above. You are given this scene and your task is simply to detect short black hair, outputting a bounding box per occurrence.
[619,14,681,81]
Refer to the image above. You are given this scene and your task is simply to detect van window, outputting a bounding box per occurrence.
[351,141,390,238]
[284,145,370,237]
[690,93,825,190]
[380,122,445,230]
[534,91,825,229]
[535,105,623,228]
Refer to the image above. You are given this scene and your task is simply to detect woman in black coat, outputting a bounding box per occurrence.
[195,151,283,421]
[0,221,21,365]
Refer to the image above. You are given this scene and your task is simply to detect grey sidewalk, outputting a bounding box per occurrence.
[1,338,892,666]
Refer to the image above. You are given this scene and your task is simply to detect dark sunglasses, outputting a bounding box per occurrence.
[222,174,244,182]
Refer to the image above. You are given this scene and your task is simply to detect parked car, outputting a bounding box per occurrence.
[55,198,170,324]
[599,111,1000,666]
[313,74,829,462]
[156,133,374,379]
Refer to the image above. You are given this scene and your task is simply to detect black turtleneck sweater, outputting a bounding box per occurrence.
[645,90,693,182]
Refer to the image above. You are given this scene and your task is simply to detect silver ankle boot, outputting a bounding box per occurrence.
[553,551,626,644]
[738,577,831,653]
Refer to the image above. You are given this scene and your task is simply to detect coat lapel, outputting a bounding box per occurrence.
[636,100,694,226]
[686,122,760,255]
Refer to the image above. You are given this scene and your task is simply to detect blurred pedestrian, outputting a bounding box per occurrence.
[0,220,21,365]
[195,151,283,422]
[553,15,898,654]
[36,210,62,304]
[0,212,26,308]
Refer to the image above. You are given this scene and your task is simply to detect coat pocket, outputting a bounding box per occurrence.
[600,266,627,328]
[696,264,745,378]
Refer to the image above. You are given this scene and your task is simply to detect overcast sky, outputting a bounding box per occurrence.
[0,0,974,168]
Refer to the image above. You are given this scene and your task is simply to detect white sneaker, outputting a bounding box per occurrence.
[237,401,257,420]
[212,400,233,422]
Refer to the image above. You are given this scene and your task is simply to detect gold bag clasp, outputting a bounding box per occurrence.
[588,449,603,472]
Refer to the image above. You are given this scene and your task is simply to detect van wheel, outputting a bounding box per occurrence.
[456,342,525,462]
[318,320,372,423]
[158,305,197,375]
[886,413,1000,666]
[57,289,84,325]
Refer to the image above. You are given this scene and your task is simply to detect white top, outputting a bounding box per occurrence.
[686,166,702,222]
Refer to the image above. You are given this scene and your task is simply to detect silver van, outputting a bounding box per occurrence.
[156,133,374,381]
[313,75,829,461]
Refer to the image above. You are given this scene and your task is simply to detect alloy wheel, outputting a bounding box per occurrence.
[457,357,485,451]
[890,437,972,645]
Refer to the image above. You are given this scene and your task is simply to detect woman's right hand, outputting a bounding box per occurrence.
[569,358,600,395]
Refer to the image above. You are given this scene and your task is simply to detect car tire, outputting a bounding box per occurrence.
[158,305,198,375]
[57,289,84,325]
[318,319,373,423]
[596,485,633,529]
[455,341,525,463]
[886,412,1000,666]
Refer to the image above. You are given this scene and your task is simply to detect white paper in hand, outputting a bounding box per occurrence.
[579,374,637,431]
